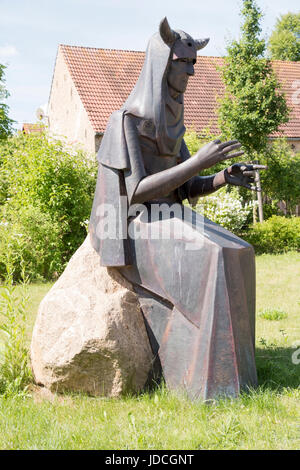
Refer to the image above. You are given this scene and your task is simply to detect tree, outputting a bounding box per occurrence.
[218,0,289,158]
[0,64,14,140]
[268,13,300,61]
[260,139,300,214]
[217,0,290,223]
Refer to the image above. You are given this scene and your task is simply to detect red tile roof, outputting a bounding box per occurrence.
[60,45,300,138]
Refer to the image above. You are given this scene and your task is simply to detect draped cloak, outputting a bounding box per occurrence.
[88,28,258,399]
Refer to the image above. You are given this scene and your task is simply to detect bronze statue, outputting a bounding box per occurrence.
[89,18,264,399]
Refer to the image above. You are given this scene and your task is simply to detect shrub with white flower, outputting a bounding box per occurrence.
[190,187,255,233]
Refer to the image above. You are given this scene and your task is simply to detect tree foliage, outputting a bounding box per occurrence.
[0,133,97,280]
[218,0,289,158]
[260,139,300,213]
[268,12,300,61]
[0,64,14,140]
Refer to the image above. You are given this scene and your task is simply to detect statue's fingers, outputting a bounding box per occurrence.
[239,164,249,171]
[219,140,239,151]
[239,163,254,171]
[245,184,258,191]
[252,164,267,170]
[226,165,235,174]
[228,178,256,190]
[221,151,244,161]
[243,176,255,184]
[240,163,266,172]
[222,143,242,155]
[229,164,247,175]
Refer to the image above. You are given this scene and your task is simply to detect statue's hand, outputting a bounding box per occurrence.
[224,163,267,191]
[195,139,244,170]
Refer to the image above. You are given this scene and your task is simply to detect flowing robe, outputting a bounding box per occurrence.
[89,29,257,400]
[89,110,258,400]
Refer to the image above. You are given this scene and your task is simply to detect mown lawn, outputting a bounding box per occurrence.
[0,253,299,450]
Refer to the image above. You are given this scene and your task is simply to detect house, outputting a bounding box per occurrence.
[48,44,300,155]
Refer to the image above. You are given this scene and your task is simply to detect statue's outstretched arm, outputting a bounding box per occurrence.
[187,164,267,202]
[131,148,241,205]
[126,120,243,205]
[187,172,226,200]
[179,140,266,204]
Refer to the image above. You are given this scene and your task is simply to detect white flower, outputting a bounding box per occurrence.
[193,187,253,231]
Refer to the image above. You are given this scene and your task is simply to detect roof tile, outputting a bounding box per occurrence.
[60,45,300,138]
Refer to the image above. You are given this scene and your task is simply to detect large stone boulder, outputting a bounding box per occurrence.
[30,234,153,397]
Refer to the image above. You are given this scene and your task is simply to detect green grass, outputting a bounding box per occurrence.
[259,309,288,321]
[0,386,299,450]
[0,253,299,450]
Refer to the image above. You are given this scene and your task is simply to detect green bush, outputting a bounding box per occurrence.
[260,139,300,215]
[261,200,283,221]
[0,205,62,281]
[0,258,32,396]
[0,132,97,280]
[244,215,300,254]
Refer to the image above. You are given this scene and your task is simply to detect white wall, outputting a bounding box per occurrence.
[48,47,96,156]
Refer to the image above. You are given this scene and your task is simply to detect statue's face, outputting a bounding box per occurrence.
[167,58,195,94]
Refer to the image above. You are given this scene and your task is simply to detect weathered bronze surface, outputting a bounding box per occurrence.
[89,17,262,399]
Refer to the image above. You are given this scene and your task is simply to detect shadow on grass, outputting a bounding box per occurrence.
[256,346,299,391]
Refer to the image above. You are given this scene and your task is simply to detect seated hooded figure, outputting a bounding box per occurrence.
[89,18,261,399]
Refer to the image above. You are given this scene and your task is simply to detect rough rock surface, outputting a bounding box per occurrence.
[30,234,153,397]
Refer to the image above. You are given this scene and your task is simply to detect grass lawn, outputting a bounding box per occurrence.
[0,252,299,450]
